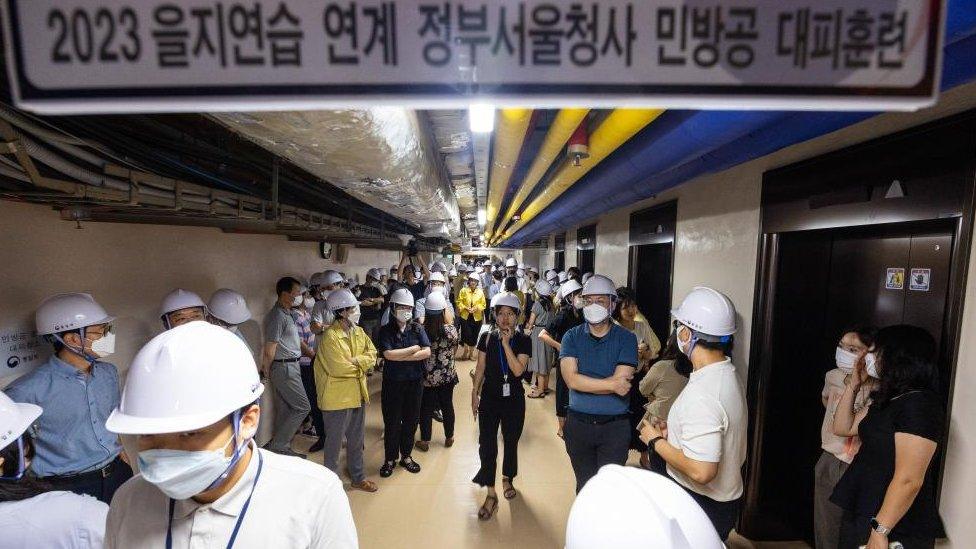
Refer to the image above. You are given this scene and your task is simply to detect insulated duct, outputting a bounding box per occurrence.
[493,109,663,244]
[212,108,460,238]
[484,109,533,241]
[425,110,479,236]
[504,26,976,246]
[494,108,590,238]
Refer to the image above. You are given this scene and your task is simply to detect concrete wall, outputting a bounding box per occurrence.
[0,200,400,377]
[537,82,976,545]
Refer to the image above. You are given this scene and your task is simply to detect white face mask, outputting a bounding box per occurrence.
[583,303,610,325]
[89,330,116,359]
[291,294,303,307]
[573,296,585,310]
[345,306,362,326]
[320,289,333,301]
[676,325,695,357]
[835,347,858,372]
[396,309,413,323]
[864,352,880,378]
[138,429,246,501]
[303,297,316,310]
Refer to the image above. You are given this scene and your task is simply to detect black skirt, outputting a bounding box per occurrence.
[460,316,482,346]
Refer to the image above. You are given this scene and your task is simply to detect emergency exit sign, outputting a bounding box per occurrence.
[1,0,945,114]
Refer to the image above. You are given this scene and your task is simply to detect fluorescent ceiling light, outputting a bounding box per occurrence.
[477,208,487,226]
[469,104,495,133]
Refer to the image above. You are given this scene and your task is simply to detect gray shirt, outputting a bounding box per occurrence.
[264,304,301,360]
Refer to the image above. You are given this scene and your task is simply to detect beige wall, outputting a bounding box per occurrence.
[0,200,400,375]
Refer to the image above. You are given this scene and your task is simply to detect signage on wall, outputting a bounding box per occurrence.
[1,0,945,114]
[0,323,52,387]
[885,267,905,290]
[910,268,931,291]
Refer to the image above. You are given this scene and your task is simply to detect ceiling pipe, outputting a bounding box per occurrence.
[493,108,664,244]
[483,108,534,242]
[493,108,590,238]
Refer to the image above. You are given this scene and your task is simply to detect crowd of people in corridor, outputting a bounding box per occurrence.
[0,254,948,548]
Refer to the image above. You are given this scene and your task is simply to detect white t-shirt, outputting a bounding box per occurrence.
[105,446,358,549]
[666,358,747,502]
[310,300,335,328]
[0,490,108,548]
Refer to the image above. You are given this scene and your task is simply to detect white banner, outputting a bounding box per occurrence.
[1,0,945,113]
[0,323,52,387]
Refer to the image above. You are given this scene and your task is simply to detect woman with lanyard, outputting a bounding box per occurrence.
[471,293,532,521]
[0,390,109,548]
[103,322,357,548]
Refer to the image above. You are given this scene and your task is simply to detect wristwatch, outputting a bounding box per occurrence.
[648,436,665,451]
[870,517,892,536]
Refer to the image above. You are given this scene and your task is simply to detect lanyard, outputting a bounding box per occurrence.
[166,451,264,549]
[497,337,510,382]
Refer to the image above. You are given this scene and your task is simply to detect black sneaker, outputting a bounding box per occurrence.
[309,437,325,453]
[399,457,421,474]
[432,409,444,423]
[380,461,396,478]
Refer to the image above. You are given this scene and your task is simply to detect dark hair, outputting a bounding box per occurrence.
[0,434,51,502]
[840,325,877,349]
[871,325,939,405]
[276,277,300,297]
[613,287,637,320]
[494,305,519,318]
[423,310,448,342]
[492,271,504,281]
[49,329,80,354]
[659,331,694,378]
[567,267,581,279]
[504,277,519,292]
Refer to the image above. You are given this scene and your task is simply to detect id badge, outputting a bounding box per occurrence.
[502,383,511,397]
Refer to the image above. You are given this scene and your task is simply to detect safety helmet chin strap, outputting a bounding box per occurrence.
[51,326,98,366]
[0,436,28,481]
[203,408,252,493]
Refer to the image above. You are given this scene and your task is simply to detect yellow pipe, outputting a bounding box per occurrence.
[492,108,590,238]
[493,108,663,244]
[483,108,533,241]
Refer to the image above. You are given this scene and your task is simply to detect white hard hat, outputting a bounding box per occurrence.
[309,272,327,287]
[0,391,42,452]
[582,275,617,298]
[106,322,264,435]
[546,271,559,283]
[326,288,360,311]
[529,266,539,274]
[516,269,525,278]
[208,289,251,325]
[467,273,481,283]
[390,288,415,307]
[160,289,206,318]
[35,293,115,336]
[672,287,737,337]
[505,258,518,268]
[429,272,447,284]
[366,268,383,281]
[535,280,554,297]
[321,270,345,287]
[558,271,569,283]
[582,272,594,284]
[449,268,458,277]
[491,292,521,312]
[566,465,724,549]
[559,279,583,299]
[424,291,448,312]
[431,261,447,273]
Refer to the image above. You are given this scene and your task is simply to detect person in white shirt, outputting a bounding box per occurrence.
[103,322,357,549]
[0,390,108,549]
[639,286,746,542]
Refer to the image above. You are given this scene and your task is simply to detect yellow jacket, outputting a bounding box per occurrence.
[314,322,377,411]
[456,286,487,322]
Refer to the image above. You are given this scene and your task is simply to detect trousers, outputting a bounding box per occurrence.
[419,384,456,441]
[322,403,367,483]
[814,451,850,549]
[381,378,423,462]
[268,361,311,451]
[300,362,325,439]
[472,396,525,487]
[563,412,630,493]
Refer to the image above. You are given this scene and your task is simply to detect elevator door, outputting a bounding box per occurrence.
[747,222,953,541]
[629,243,674,343]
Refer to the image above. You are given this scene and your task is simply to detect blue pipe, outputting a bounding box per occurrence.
[507,29,976,246]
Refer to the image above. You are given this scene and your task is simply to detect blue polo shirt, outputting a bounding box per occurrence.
[4,355,122,476]
[559,323,638,415]
[376,321,431,382]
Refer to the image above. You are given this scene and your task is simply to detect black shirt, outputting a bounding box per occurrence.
[476,331,532,400]
[831,390,946,538]
[546,306,584,342]
[376,322,431,382]
[407,281,426,302]
[359,285,383,321]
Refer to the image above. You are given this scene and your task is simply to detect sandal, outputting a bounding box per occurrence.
[502,477,517,500]
[478,495,498,521]
[351,479,378,493]
[527,389,544,399]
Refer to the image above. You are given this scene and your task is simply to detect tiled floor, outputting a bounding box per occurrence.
[293,358,812,549]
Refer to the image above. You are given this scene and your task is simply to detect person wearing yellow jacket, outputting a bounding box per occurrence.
[315,288,379,493]
[456,273,487,360]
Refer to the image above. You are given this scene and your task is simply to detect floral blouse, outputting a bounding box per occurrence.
[423,324,460,387]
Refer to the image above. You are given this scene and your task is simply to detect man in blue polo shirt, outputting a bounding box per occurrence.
[559,275,637,493]
[6,292,132,504]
